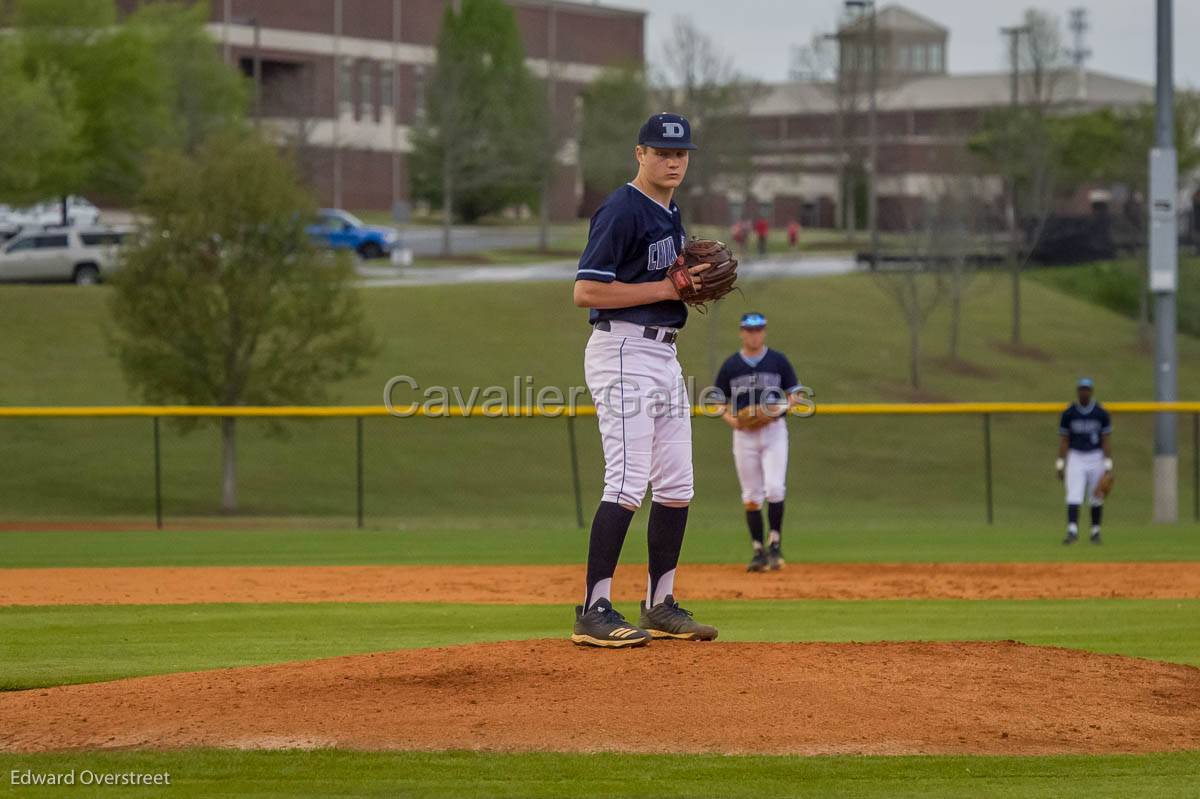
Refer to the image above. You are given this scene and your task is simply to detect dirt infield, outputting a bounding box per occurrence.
[2,640,1198,756]
[2,562,1198,605]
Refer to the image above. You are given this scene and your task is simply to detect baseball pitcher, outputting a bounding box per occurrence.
[1057,377,1113,545]
[714,312,805,571]
[570,113,737,648]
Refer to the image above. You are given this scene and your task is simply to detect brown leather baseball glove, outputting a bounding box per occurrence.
[1094,471,1114,499]
[735,405,780,430]
[667,238,738,307]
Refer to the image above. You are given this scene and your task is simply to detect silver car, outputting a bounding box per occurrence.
[0,227,130,285]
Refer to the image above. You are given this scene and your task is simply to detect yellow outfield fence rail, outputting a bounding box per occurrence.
[2,401,1200,417]
[1,402,1196,529]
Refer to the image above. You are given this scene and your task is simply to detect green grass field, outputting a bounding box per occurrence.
[0,271,1197,529]
[4,749,1200,799]
[2,272,1199,795]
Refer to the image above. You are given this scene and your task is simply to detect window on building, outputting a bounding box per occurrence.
[339,58,353,114]
[898,46,910,71]
[912,45,926,72]
[359,62,373,121]
[928,43,944,72]
[380,63,395,116]
[414,65,427,123]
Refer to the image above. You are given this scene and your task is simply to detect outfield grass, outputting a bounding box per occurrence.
[1030,256,1200,337]
[2,749,1198,799]
[1,272,1197,525]
[3,518,1199,569]
[3,599,1197,690]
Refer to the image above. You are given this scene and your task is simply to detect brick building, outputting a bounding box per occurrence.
[723,5,1152,230]
[117,0,644,218]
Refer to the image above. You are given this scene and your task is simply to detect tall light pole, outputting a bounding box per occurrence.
[1150,0,1178,521]
[846,0,878,266]
[539,0,557,253]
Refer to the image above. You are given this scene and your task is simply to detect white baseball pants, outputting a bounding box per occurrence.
[1065,449,1105,507]
[584,323,693,509]
[733,418,789,508]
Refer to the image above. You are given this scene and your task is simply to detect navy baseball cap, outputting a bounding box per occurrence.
[740,312,767,329]
[638,113,697,150]
[1077,377,1095,389]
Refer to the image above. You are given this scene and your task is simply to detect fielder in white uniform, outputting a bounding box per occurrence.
[569,113,718,648]
[713,313,805,572]
[1056,378,1113,545]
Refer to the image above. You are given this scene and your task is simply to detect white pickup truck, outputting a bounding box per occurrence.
[0,227,131,285]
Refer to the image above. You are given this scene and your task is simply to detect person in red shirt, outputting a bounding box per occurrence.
[787,219,801,249]
[754,217,769,255]
[731,220,747,249]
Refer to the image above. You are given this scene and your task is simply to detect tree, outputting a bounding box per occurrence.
[12,0,245,209]
[125,1,247,154]
[579,65,650,196]
[409,0,546,252]
[656,17,763,227]
[0,40,84,206]
[871,203,948,390]
[108,134,376,513]
[970,8,1070,347]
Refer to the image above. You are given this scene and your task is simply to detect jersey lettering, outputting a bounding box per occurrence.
[647,236,678,271]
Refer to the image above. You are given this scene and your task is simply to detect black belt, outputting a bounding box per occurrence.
[595,320,677,344]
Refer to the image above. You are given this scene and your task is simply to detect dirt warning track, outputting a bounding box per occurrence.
[1,562,1198,605]
[2,640,1198,756]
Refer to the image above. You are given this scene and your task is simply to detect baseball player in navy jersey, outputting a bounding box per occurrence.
[1057,378,1113,544]
[714,313,805,571]
[569,113,718,648]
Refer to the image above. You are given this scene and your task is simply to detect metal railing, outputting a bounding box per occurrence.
[1,402,1197,529]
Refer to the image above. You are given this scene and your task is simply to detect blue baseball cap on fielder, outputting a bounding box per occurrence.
[638,113,697,150]
[1077,377,1095,389]
[740,312,767,329]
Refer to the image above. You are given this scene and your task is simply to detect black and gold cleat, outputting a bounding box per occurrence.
[767,543,785,571]
[571,598,651,648]
[639,595,718,641]
[747,549,769,572]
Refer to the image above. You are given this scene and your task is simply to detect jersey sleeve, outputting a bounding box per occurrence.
[1058,409,1070,435]
[576,202,634,283]
[778,354,801,393]
[713,361,732,403]
[1100,407,1113,434]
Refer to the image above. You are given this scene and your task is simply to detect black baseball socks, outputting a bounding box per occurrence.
[767,500,785,546]
[583,501,635,610]
[746,507,765,549]
[647,502,688,607]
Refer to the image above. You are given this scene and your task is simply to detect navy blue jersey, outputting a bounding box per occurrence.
[713,349,801,412]
[575,183,688,329]
[1059,402,1112,452]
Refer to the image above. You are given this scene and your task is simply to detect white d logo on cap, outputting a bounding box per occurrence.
[662,122,684,138]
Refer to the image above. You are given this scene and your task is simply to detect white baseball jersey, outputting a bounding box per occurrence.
[733,418,789,507]
[584,321,693,509]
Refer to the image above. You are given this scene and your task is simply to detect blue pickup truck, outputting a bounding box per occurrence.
[307,209,400,260]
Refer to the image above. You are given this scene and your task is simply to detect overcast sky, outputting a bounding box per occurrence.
[600,0,1199,87]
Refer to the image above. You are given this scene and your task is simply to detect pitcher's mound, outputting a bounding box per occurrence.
[3,640,1198,756]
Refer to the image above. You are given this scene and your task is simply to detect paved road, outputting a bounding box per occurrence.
[356,254,858,287]
[399,225,544,257]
